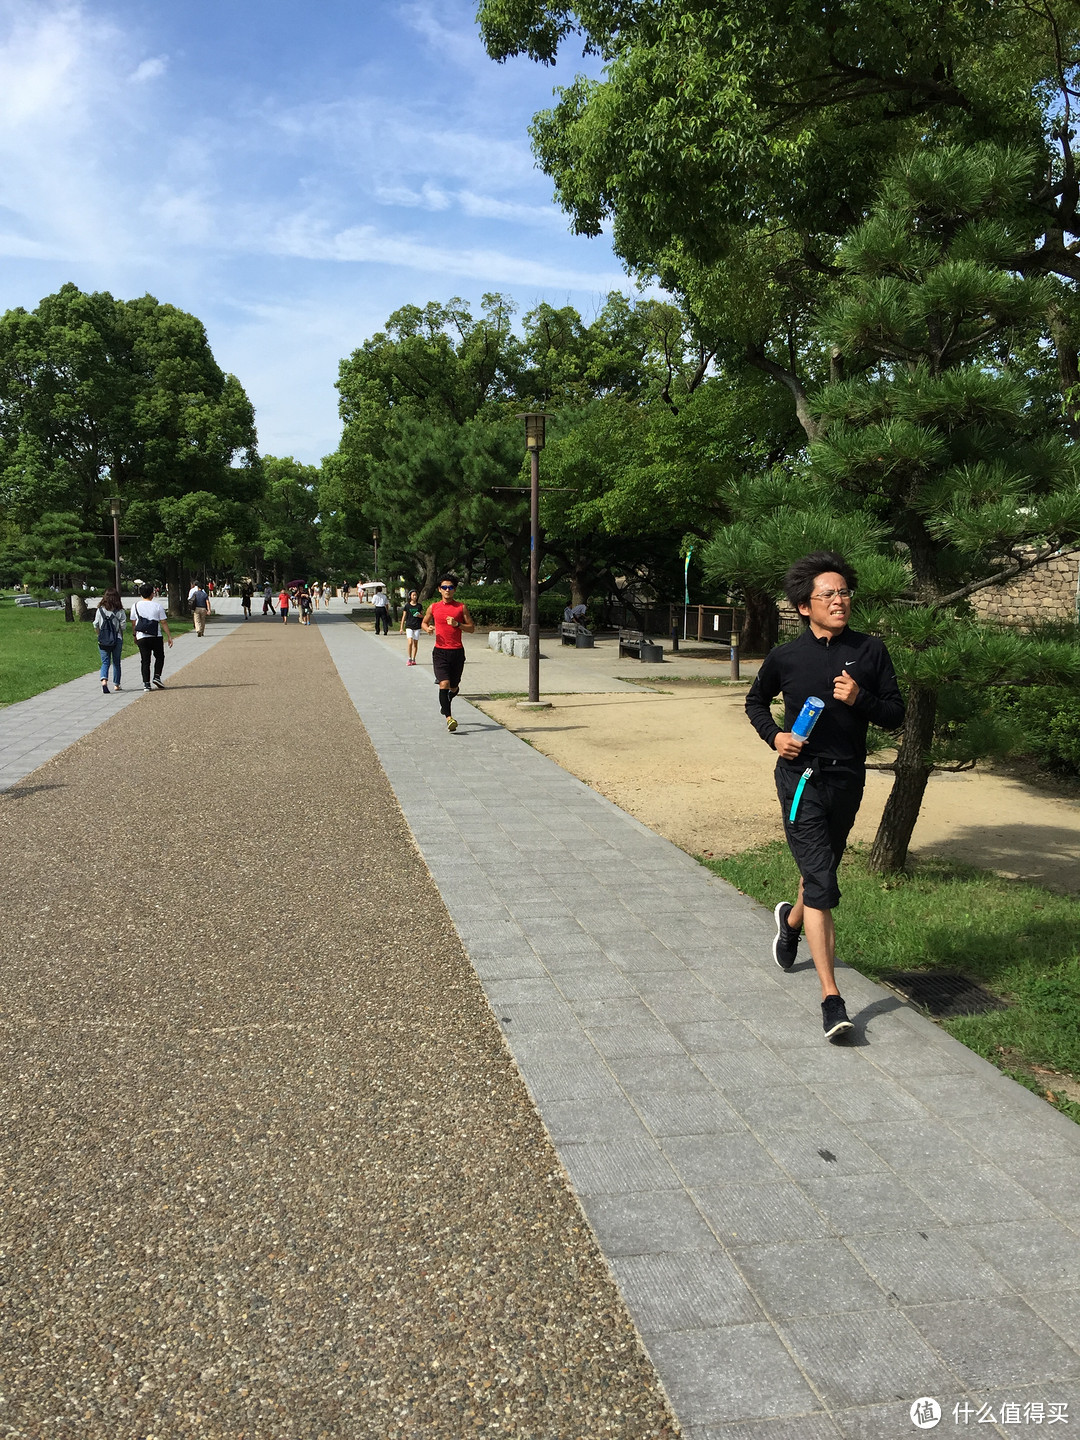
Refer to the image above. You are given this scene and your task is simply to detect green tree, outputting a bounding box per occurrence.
[14,511,110,621]
[0,284,260,611]
[706,145,1080,870]
[253,457,321,585]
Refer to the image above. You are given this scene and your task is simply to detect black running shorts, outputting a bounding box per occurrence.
[432,646,466,687]
[775,764,864,911]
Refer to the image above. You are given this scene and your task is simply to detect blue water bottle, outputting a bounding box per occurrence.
[791,696,825,739]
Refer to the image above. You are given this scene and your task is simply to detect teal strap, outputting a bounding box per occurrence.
[789,767,813,823]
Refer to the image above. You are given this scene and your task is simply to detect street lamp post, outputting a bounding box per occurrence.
[373,528,379,583]
[108,495,122,597]
[519,412,552,708]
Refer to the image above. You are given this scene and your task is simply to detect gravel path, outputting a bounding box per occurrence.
[0,622,678,1438]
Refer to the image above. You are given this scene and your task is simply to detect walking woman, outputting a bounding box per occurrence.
[94,587,126,694]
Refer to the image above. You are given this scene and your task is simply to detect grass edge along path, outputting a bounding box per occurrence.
[0,597,194,706]
[706,842,1080,1126]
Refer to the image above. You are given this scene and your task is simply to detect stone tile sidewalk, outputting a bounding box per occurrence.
[317,612,1080,1440]
[0,617,240,791]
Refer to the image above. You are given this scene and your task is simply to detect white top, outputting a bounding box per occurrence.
[373,592,389,607]
[131,599,167,633]
[94,607,126,637]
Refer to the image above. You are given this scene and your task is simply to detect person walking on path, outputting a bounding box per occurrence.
[94,587,126,694]
[187,582,210,637]
[130,583,173,692]
[262,583,275,618]
[299,586,313,627]
[341,582,350,605]
[744,551,904,1042]
[278,587,291,624]
[422,577,474,732]
[240,582,253,620]
[399,589,424,666]
[372,586,392,635]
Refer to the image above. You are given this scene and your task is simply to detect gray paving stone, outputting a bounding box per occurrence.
[735,1239,888,1318]
[632,1090,748,1139]
[542,1096,648,1143]
[662,1132,788,1188]
[725,1083,842,1135]
[905,1164,1052,1226]
[855,1118,985,1172]
[694,1050,800,1093]
[696,1415,841,1440]
[669,1019,762,1054]
[693,1183,837,1246]
[757,1127,888,1181]
[581,1190,720,1256]
[551,970,638,1001]
[1024,1287,1080,1342]
[846,1228,1015,1305]
[799,1173,943,1234]
[558,1137,681,1195]
[780,1308,957,1408]
[831,1396,970,1440]
[585,1021,687,1059]
[904,1296,1080,1389]
[963,1219,1080,1292]
[644,1325,821,1427]
[521,1060,625,1104]
[613,1252,764,1331]
[609,1054,714,1095]
[810,1076,926,1126]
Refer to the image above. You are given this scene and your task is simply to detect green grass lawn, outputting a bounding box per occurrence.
[0,597,193,706]
[708,841,1080,1123]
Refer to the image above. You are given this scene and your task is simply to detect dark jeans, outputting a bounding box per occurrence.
[137,636,165,686]
[374,608,391,634]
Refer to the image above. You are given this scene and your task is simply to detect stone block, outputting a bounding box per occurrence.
[487,630,505,650]
[499,632,521,654]
[511,634,530,659]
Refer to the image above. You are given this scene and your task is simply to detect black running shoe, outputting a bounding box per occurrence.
[153,677,165,690]
[822,994,854,1042]
[772,901,800,970]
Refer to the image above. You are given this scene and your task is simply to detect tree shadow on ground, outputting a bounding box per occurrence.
[913,821,1080,896]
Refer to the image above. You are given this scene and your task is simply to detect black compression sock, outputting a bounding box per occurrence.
[439,689,451,716]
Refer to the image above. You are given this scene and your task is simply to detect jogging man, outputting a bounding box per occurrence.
[744,552,904,1041]
[422,577,475,732]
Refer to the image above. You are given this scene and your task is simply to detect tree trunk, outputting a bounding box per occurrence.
[869,683,937,872]
[741,587,779,653]
[416,552,438,602]
[71,593,88,622]
[165,558,182,617]
[63,591,74,623]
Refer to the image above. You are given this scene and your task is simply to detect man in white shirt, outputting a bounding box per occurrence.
[187,582,210,636]
[130,583,173,691]
[372,586,392,635]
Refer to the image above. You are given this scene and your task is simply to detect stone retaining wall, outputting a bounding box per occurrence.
[969,550,1080,629]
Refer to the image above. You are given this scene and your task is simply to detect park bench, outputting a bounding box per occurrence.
[560,621,594,648]
[618,628,664,662]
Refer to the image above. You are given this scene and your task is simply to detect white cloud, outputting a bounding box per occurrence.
[130,54,167,83]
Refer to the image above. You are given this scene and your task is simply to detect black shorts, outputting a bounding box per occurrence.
[432,646,466,687]
[775,764,864,911]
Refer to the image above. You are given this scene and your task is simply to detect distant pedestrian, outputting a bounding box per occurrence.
[241,582,253,619]
[130,583,173,692]
[278,587,290,624]
[422,576,474,732]
[373,585,391,635]
[400,589,424,666]
[299,586,313,626]
[222,581,230,598]
[262,583,275,618]
[187,581,209,637]
[94,587,126,694]
[341,582,350,604]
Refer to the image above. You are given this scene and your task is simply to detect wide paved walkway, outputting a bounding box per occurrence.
[2,610,1079,1438]
[318,613,1080,1440]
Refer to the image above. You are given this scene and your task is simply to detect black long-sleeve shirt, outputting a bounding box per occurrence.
[745,626,905,775]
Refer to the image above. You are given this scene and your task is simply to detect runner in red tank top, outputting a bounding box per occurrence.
[421,576,475,732]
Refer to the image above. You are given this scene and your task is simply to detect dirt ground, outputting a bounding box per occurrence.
[479,684,1080,894]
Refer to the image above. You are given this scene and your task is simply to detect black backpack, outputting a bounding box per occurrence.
[98,612,120,649]
[133,603,159,639]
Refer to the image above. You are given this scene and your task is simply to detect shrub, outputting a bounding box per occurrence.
[988,685,1080,776]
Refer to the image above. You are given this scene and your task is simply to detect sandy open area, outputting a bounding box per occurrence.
[478,684,1080,894]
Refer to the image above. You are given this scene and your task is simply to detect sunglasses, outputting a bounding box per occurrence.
[439,584,456,591]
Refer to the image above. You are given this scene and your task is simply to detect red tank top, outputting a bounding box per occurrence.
[432,600,466,649]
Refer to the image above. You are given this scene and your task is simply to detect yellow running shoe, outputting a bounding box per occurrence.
[447,715,458,732]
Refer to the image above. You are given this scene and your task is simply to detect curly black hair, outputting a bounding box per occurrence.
[784,551,858,620]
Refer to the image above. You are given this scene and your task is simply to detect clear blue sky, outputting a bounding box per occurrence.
[0,0,628,462]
